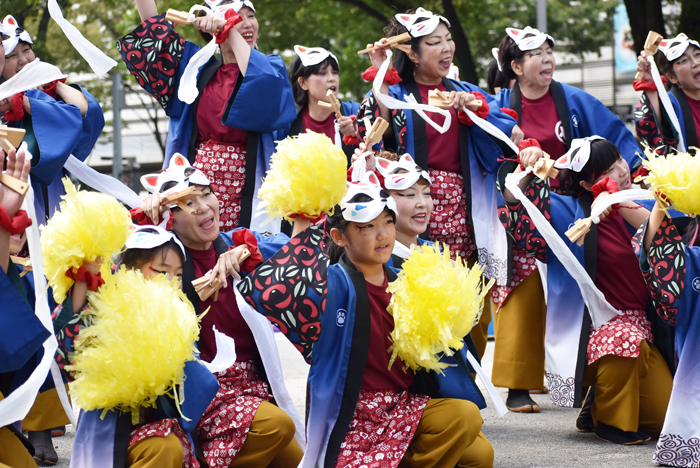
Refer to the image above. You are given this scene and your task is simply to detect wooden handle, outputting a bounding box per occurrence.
[192,247,252,302]
[564,218,593,246]
[358,32,411,55]
[0,173,28,195]
[166,9,192,25]
[364,117,389,147]
[428,89,482,109]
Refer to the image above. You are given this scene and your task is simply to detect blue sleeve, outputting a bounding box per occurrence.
[71,86,106,162]
[222,51,296,133]
[565,84,641,166]
[341,100,361,116]
[493,88,511,108]
[24,90,83,186]
[220,228,291,261]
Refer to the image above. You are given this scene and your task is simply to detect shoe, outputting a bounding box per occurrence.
[637,430,652,443]
[50,426,65,438]
[529,387,549,394]
[506,389,541,413]
[576,386,595,433]
[595,422,646,445]
[28,430,58,466]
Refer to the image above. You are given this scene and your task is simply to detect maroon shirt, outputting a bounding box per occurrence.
[685,94,700,137]
[595,215,650,311]
[362,276,414,391]
[417,82,461,173]
[301,106,336,141]
[196,62,248,146]
[189,244,259,363]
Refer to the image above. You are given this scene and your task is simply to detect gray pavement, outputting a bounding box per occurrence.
[50,337,658,467]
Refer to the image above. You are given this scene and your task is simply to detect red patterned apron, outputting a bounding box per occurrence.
[428,169,477,261]
[492,244,538,308]
[197,360,272,468]
[334,389,430,468]
[587,309,653,364]
[194,140,247,230]
[129,418,198,468]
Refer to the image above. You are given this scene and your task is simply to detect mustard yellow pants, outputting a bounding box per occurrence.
[22,385,71,432]
[582,340,672,435]
[467,256,492,360]
[491,270,547,390]
[399,398,494,468]
[0,426,37,468]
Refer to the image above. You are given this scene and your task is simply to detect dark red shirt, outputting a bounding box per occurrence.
[595,215,649,312]
[196,62,248,146]
[417,82,461,173]
[361,276,414,391]
[519,90,568,160]
[685,94,700,137]
[189,244,259,363]
[301,106,336,142]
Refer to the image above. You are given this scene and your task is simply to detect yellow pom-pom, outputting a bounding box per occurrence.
[67,268,199,419]
[41,178,132,303]
[640,147,700,216]
[386,243,494,374]
[258,132,347,222]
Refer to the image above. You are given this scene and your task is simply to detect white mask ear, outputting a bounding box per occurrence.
[141,174,161,194]
[169,153,190,169]
[400,154,415,164]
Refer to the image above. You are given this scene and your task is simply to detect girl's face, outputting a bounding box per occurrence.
[139,248,184,283]
[3,41,34,80]
[390,181,432,240]
[171,185,220,250]
[587,155,631,191]
[298,63,339,104]
[333,210,395,267]
[412,22,455,82]
[513,43,555,91]
[235,6,259,48]
[669,45,700,96]
[9,231,26,255]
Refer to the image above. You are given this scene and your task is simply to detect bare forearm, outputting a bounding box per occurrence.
[55,82,88,117]
[643,202,666,251]
[618,202,650,230]
[292,219,311,238]
[135,0,159,21]
[0,230,9,274]
[226,30,251,75]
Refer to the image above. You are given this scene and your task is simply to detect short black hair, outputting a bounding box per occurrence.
[486,58,511,95]
[120,235,185,271]
[288,54,339,108]
[498,33,554,82]
[564,139,621,197]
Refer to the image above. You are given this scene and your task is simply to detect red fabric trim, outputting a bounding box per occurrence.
[592,177,620,217]
[633,76,666,92]
[632,165,650,182]
[41,79,67,99]
[129,207,173,230]
[516,138,541,170]
[0,207,32,235]
[456,92,490,126]
[342,115,360,145]
[362,66,402,85]
[501,107,519,121]
[215,9,242,44]
[3,92,25,122]
[228,228,263,273]
[65,265,105,291]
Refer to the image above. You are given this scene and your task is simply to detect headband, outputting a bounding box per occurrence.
[375,154,431,190]
[658,33,700,62]
[339,172,398,223]
[125,225,187,259]
[395,8,450,38]
[554,136,605,172]
[141,153,211,195]
[492,48,502,72]
[204,0,255,13]
[2,15,32,55]
[506,26,555,51]
[294,45,338,67]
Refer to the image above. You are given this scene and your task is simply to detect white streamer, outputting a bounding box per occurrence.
[589,188,655,223]
[647,55,686,152]
[460,107,519,154]
[372,51,452,134]
[504,169,621,329]
[179,38,218,104]
[350,150,371,182]
[0,60,67,102]
[201,326,237,374]
[47,0,117,77]
[64,156,142,209]
[466,350,508,418]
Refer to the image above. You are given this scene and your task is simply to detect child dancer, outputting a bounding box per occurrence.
[240,173,494,467]
[500,137,673,444]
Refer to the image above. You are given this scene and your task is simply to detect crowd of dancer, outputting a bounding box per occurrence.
[1,1,699,467]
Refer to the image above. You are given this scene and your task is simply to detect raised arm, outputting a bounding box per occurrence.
[0,148,31,274]
[135,0,159,21]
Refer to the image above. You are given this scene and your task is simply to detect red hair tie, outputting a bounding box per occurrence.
[0,206,32,235]
[362,66,402,85]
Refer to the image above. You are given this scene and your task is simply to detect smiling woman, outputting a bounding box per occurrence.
[117,0,296,232]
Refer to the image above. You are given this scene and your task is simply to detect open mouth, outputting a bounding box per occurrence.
[412,213,427,223]
[541,69,553,79]
[439,59,451,69]
[10,234,23,242]
[241,32,255,42]
[328,86,337,93]
[375,244,389,252]
[200,217,215,229]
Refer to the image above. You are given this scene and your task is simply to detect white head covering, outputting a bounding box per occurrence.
[339,172,398,223]
[203,0,255,16]
[658,33,700,62]
[492,48,502,72]
[395,8,450,38]
[375,154,431,190]
[140,153,211,195]
[554,136,605,172]
[125,225,186,259]
[2,15,32,55]
[506,26,555,51]
[294,45,338,67]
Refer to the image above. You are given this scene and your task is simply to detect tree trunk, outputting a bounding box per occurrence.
[623,0,666,55]
[441,0,477,83]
